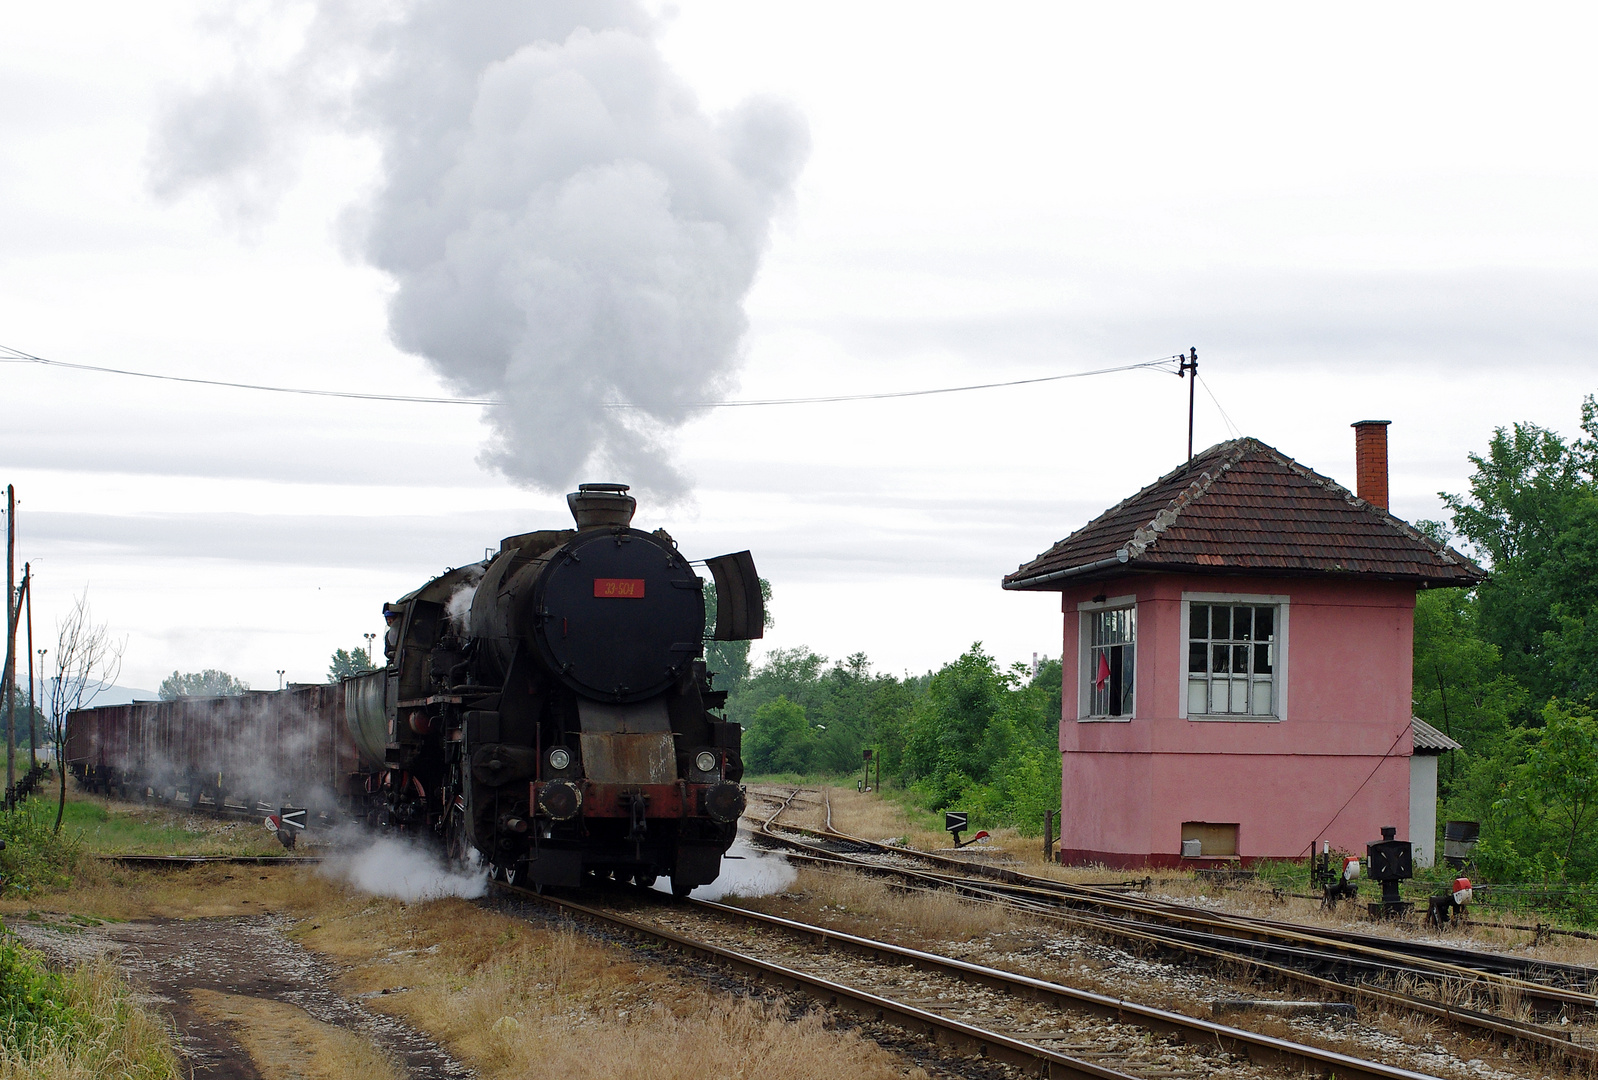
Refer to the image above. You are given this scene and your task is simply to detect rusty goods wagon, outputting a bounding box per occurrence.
[66,683,363,817]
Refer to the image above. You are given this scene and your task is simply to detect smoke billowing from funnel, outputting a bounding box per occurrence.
[150,1,810,496]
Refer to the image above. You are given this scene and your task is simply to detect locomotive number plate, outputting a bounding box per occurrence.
[593,578,646,598]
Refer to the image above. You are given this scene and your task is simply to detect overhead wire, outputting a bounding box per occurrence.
[0,343,1185,409]
[1197,372,1242,439]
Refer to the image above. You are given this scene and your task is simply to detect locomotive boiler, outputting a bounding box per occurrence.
[346,483,763,893]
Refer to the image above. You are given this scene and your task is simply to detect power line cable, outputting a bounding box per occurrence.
[0,345,498,406]
[1,344,1185,409]
[658,356,1185,408]
[1196,372,1242,438]
[1297,717,1413,859]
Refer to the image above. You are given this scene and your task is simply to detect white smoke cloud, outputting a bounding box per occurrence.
[322,834,488,901]
[150,1,810,497]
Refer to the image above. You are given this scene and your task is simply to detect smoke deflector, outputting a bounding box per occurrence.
[705,550,764,642]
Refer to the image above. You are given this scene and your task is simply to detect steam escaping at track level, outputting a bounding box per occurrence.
[148,0,811,496]
[323,835,488,903]
[653,838,795,902]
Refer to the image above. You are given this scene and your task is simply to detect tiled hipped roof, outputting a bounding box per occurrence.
[1004,438,1485,590]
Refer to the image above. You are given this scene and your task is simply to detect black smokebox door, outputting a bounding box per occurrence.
[535,531,705,702]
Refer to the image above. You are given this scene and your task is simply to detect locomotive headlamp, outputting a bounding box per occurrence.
[694,750,717,774]
[548,746,571,771]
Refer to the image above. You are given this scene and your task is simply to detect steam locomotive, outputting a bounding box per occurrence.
[66,483,763,895]
[347,483,763,893]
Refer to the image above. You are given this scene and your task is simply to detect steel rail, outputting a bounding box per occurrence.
[681,894,1448,1080]
[98,854,327,866]
[491,882,1140,1080]
[766,839,1598,1064]
[778,792,1598,1010]
[751,791,1598,1066]
[494,880,1438,1080]
[951,873,1597,1007]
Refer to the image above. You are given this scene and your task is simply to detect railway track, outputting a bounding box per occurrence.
[491,879,1438,1080]
[98,854,327,867]
[745,786,1598,1068]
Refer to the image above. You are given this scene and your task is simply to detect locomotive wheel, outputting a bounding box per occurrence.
[443,804,473,868]
[633,872,657,889]
[670,879,693,898]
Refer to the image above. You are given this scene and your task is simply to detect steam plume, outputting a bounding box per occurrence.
[151,1,810,496]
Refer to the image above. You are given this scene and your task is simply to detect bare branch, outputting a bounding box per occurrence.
[48,590,124,831]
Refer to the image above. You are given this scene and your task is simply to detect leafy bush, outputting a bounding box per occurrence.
[0,799,82,897]
[0,933,85,1057]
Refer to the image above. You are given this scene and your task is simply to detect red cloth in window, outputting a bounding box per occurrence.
[1095,653,1111,690]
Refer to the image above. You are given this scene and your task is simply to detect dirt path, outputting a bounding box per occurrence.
[9,914,474,1080]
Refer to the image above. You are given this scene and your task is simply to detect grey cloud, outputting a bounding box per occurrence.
[810,267,1598,373]
[147,78,286,219]
[27,510,542,571]
[149,0,810,499]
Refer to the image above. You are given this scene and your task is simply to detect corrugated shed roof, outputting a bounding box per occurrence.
[1412,716,1462,753]
[1004,438,1486,590]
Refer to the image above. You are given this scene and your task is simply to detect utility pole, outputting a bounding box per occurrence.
[363,633,376,667]
[6,566,28,795]
[24,563,34,771]
[37,650,46,770]
[4,484,15,802]
[277,669,286,691]
[1178,347,1198,460]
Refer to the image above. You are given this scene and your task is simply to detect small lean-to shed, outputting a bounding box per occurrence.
[1409,716,1460,869]
[1003,424,1484,868]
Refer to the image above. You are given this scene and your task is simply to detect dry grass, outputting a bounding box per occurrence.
[817,785,1151,885]
[0,861,344,922]
[188,990,399,1080]
[0,955,181,1080]
[13,861,928,1080]
[732,865,1019,946]
[295,892,927,1080]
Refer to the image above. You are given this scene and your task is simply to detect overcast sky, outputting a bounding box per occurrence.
[2,1,1595,695]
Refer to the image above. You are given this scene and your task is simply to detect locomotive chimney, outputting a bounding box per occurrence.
[567,483,637,530]
[1351,420,1391,510]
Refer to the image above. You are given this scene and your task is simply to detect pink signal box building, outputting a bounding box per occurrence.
[1004,423,1482,868]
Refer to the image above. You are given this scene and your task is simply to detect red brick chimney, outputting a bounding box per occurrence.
[1352,420,1391,510]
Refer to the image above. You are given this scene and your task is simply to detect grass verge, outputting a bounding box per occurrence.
[0,932,179,1080]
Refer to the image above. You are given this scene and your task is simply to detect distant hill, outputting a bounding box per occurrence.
[37,684,158,721]
[87,685,159,706]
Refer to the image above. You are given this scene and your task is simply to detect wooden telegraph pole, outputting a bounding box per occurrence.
[4,484,15,801]
[24,564,35,770]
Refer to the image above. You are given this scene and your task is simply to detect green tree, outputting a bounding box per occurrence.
[158,669,248,699]
[326,648,374,683]
[1411,588,1525,792]
[903,644,1011,793]
[742,695,816,774]
[702,577,773,695]
[1525,700,1598,867]
[1441,397,1598,706]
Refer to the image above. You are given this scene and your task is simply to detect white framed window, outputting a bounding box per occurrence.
[1079,599,1136,719]
[1181,594,1288,721]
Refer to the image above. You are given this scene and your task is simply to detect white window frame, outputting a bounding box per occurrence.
[1179,592,1289,723]
[1077,595,1137,722]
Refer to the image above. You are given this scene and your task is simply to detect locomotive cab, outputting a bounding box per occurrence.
[347,483,763,895]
